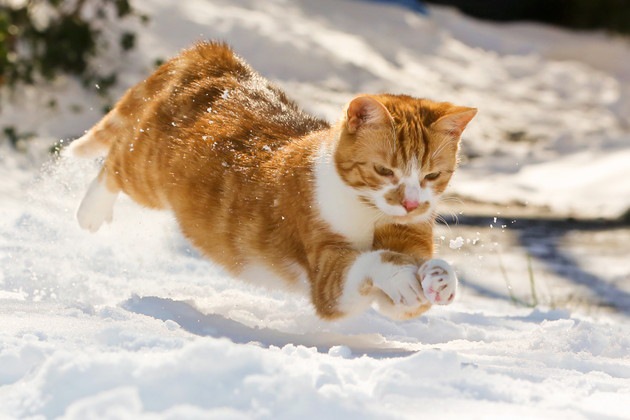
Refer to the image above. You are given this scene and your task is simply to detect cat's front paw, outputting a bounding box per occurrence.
[375,265,425,307]
[418,259,457,305]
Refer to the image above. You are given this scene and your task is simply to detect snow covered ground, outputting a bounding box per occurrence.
[1,0,629,418]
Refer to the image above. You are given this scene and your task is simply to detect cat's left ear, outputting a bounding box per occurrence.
[432,107,477,139]
[345,95,393,134]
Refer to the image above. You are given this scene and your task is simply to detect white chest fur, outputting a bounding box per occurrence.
[313,144,379,250]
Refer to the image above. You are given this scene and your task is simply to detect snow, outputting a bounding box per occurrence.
[1,0,630,418]
[456,148,630,218]
[449,236,464,250]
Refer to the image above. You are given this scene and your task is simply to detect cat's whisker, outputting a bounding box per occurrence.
[435,194,459,227]
[439,209,460,230]
[451,210,460,225]
[440,195,464,205]
[435,213,452,232]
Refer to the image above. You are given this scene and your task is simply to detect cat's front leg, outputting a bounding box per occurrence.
[338,250,430,319]
[370,258,458,319]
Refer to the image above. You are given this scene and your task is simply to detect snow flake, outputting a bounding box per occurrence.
[449,236,464,249]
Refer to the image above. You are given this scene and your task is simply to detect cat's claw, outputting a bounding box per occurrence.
[419,259,457,305]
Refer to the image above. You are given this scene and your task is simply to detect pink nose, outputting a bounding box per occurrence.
[403,200,419,212]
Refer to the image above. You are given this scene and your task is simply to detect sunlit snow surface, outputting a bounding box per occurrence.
[1,0,630,418]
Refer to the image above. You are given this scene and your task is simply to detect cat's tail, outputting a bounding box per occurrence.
[66,110,122,158]
[66,127,113,158]
[66,131,107,158]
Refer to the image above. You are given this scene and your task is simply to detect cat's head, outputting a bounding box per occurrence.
[335,94,476,224]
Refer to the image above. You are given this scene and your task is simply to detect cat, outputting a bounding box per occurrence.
[68,41,476,320]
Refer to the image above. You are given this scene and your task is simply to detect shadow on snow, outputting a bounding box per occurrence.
[442,214,630,315]
[122,295,419,357]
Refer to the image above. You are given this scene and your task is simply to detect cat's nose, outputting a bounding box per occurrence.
[403,199,419,212]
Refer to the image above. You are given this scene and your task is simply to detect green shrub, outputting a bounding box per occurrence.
[0,0,145,93]
[1,0,147,148]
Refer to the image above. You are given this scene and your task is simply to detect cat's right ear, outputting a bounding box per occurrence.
[345,95,392,134]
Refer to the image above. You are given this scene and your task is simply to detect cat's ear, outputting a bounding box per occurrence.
[345,95,392,134]
[432,107,477,138]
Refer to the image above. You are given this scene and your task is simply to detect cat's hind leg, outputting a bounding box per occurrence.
[76,168,119,233]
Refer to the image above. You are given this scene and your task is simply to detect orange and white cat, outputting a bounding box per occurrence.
[69,42,476,320]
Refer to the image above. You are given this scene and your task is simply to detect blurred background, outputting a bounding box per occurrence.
[426,0,630,33]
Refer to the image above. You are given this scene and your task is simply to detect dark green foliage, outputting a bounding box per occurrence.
[0,0,145,92]
[565,0,630,34]
[38,14,96,79]
[1,0,148,149]
[3,125,35,148]
[120,31,136,51]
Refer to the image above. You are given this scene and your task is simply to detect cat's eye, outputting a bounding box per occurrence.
[424,172,441,181]
[374,164,394,177]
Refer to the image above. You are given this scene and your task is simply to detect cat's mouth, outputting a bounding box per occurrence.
[392,209,434,224]
[362,196,434,224]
